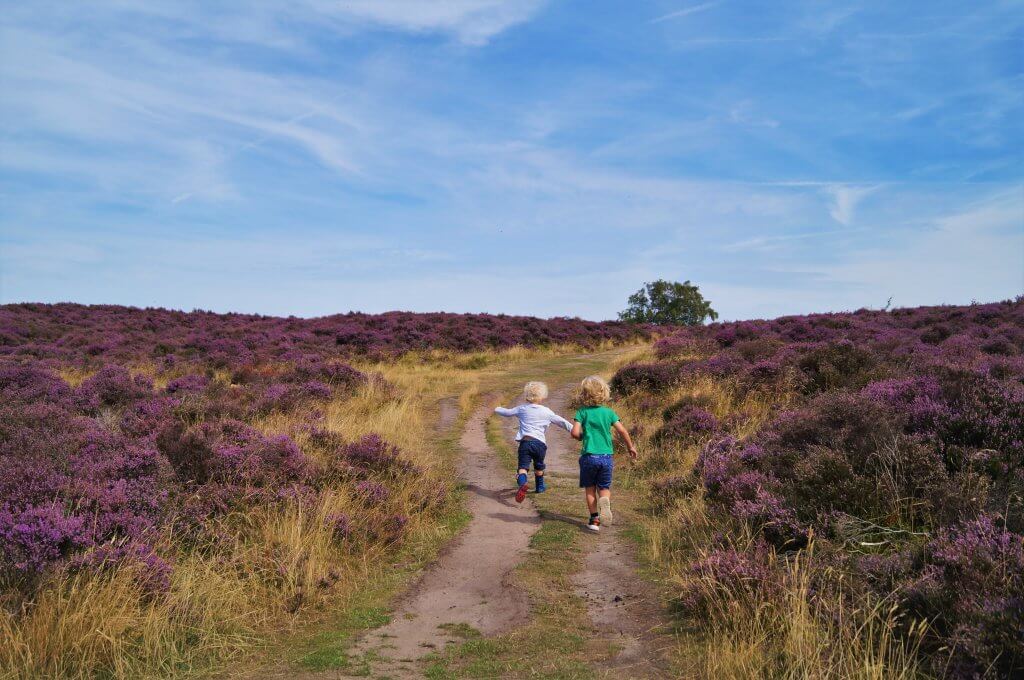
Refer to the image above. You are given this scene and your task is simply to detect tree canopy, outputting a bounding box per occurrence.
[619,279,718,326]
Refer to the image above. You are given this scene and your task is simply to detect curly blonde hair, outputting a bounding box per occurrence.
[523,381,549,403]
[579,375,611,406]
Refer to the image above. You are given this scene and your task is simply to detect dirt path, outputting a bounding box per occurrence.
[339,400,541,677]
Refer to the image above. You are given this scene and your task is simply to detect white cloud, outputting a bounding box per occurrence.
[650,2,720,24]
[308,0,548,45]
[824,184,877,225]
[722,227,868,252]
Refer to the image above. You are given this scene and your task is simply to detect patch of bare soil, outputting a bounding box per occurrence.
[435,396,459,435]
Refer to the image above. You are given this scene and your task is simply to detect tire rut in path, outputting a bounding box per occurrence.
[339,400,540,677]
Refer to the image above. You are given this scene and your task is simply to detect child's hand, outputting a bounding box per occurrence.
[628,446,639,462]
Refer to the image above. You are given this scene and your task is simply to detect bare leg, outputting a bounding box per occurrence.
[597,488,613,524]
[585,486,598,514]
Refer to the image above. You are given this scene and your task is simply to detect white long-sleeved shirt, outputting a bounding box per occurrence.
[494,403,573,444]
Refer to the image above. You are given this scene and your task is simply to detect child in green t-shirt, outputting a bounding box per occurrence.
[571,375,638,532]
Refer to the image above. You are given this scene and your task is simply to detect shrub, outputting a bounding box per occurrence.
[0,362,73,405]
[165,373,208,394]
[75,365,153,412]
[0,504,89,574]
[795,340,881,394]
[655,406,720,444]
[904,516,1024,678]
[679,541,781,617]
[629,301,1024,675]
[68,540,174,596]
[610,362,680,395]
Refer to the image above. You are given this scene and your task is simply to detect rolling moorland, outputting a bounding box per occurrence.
[0,300,1021,678]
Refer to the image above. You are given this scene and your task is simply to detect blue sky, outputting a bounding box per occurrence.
[1,1,1021,321]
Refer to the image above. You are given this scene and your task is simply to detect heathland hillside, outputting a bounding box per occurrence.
[1,301,1021,678]
[0,303,645,364]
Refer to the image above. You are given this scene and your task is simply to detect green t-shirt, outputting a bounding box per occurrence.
[574,405,620,455]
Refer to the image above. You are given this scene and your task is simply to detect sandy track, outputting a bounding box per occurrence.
[338,400,541,677]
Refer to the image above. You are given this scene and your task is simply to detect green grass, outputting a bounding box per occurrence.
[296,605,391,670]
[438,623,483,639]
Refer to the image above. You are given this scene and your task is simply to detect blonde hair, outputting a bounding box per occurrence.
[580,375,611,405]
[523,381,549,403]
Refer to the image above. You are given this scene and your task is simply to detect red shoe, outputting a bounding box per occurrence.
[515,482,529,503]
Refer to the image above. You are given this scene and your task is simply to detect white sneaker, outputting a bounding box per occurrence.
[586,517,601,532]
[598,497,613,525]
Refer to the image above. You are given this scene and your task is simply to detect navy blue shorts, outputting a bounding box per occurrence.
[517,439,547,471]
[579,454,614,489]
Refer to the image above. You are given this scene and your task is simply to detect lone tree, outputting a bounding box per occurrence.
[619,279,718,326]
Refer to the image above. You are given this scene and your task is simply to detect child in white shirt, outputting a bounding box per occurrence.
[494,381,573,502]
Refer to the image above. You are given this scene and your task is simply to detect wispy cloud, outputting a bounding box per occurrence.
[650,2,720,24]
[824,185,878,225]
[327,0,550,45]
[722,227,868,252]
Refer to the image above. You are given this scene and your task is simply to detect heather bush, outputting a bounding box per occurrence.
[661,392,718,420]
[655,405,720,444]
[794,340,882,394]
[312,430,422,479]
[653,334,715,359]
[679,541,782,618]
[610,361,680,395]
[904,516,1024,678]
[0,362,73,405]
[694,352,749,378]
[157,419,310,490]
[75,364,153,412]
[325,512,352,541]
[284,357,366,389]
[0,504,89,574]
[164,373,208,394]
[68,540,174,596]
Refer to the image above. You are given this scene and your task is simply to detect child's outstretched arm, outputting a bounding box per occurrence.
[612,421,639,460]
[494,405,520,417]
[546,409,573,432]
